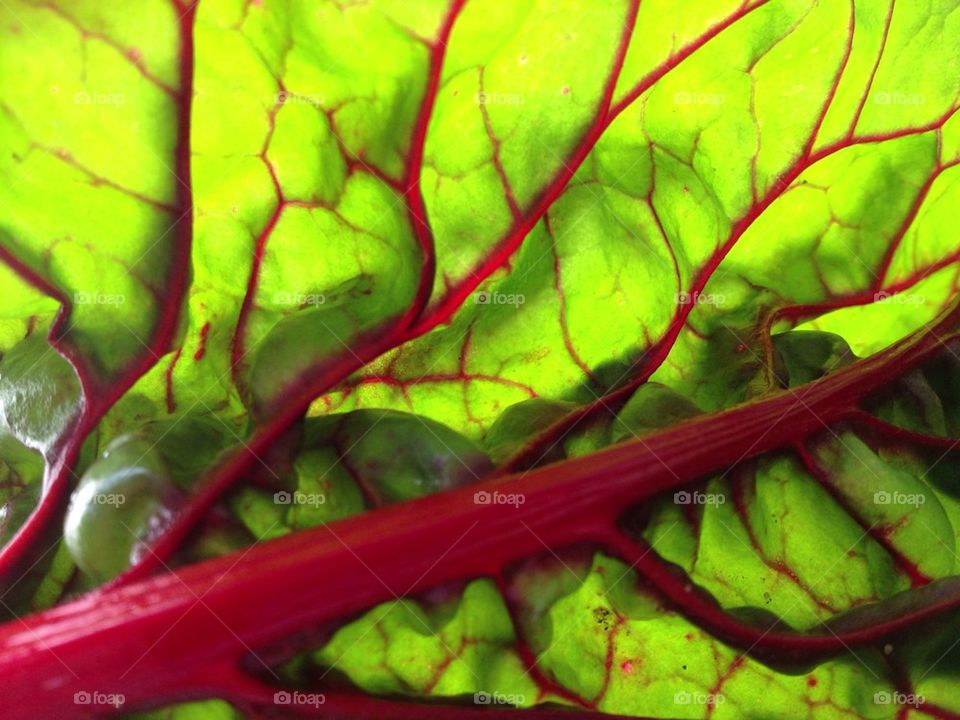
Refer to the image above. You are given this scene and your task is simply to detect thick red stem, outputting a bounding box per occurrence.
[1,307,957,717]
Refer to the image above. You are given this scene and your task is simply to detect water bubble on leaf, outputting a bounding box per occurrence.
[64,434,184,582]
[0,333,82,456]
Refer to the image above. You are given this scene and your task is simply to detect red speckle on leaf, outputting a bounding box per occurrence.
[620,660,635,674]
[807,676,817,687]
[561,86,570,95]
[193,322,211,361]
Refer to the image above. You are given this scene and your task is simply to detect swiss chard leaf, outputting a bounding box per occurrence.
[1,1,960,719]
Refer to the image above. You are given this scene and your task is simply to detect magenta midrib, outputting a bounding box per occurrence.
[0,0,197,583]
[402,0,470,330]
[2,305,958,719]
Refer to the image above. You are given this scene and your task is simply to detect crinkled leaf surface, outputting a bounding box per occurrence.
[2,1,960,719]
